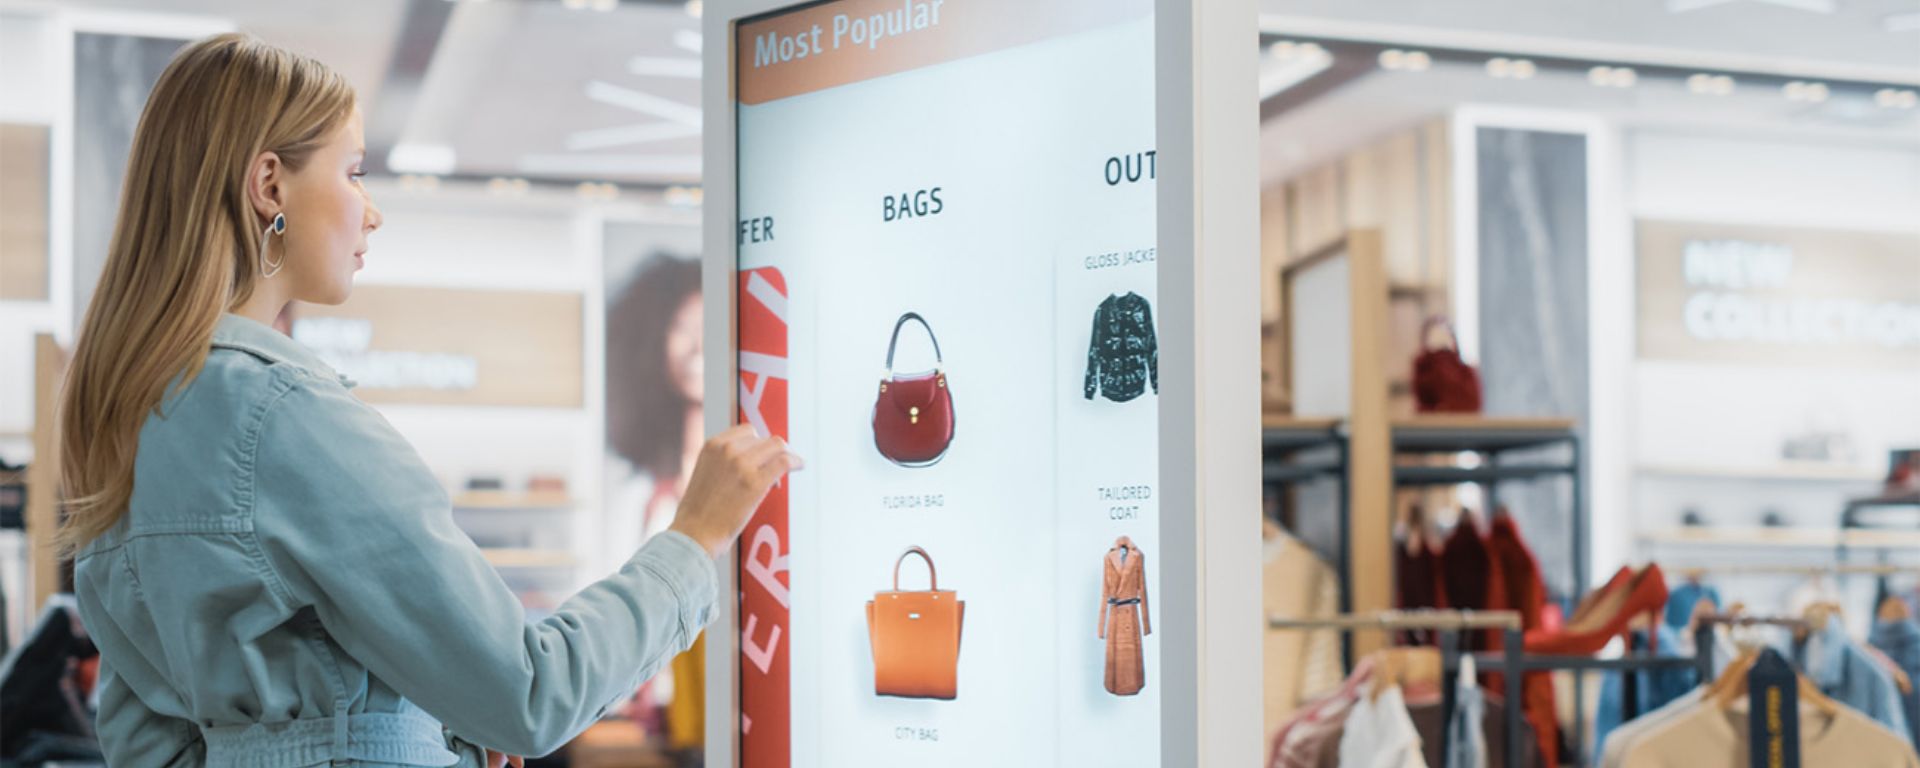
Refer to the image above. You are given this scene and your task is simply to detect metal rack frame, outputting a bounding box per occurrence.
[1391,419,1587,608]
[1261,418,1351,661]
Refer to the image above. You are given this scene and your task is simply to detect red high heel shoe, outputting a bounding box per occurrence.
[1524,564,1669,656]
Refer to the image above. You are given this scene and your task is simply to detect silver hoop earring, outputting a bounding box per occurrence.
[260,213,287,278]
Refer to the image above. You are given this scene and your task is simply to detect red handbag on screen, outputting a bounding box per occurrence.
[873,313,955,467]
[1412,317,1482,413]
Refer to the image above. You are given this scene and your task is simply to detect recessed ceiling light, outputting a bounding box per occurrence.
[1875,88,1919,109]
[1588,66,1636,88]
[1687,73,1735,95]
[673,29,703,54]
[628,56,700,78]
[1378,49,1429,72]
[685,0,703,18]
[1783,80,1830,102]
[1487,58,1536,80]
[562,0,587,9]
[590,0,618,11]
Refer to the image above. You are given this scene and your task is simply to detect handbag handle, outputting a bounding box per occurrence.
[885,313,944,374]
[1421,315,1460,353]
[892,546,938,591]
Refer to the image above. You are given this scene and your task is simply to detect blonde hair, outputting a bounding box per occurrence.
[56,33,356,557]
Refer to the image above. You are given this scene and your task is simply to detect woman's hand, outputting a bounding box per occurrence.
[670,424,803,556]
[485,750,523,768]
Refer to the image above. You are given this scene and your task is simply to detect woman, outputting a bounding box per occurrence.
[55,34,797,766]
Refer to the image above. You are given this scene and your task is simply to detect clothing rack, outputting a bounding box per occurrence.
[1669,563,1920,576]
[1691,613,1810,685]
[1268,610,1526,768]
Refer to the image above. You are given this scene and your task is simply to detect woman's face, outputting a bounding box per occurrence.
[665,293,703,403]
[275,107,382,305]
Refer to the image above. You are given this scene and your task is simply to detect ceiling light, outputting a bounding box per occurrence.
[1876,88,1919,109]
[685,0,703,18]
[1783,80,1830,102]
[387,143,456,175]
[562,0,588,9]
[628,56,700,79]
[1379,49,1429,72]
[1687,73,1735,95]
[1259,41,1332,99]
[586,80,702,126]
[590,0,618,11]
[1267,40,1325,62]
[673,29,702,53]
[1589,66,1635,88]
[1486,57,1536,80]
[1588,66,1636,88]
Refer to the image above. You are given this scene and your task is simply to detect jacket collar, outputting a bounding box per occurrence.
[211,313,357,389]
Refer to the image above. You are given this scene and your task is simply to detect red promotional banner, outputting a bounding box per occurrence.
[736,267,790,768]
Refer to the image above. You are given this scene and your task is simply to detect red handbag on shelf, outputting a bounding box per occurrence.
[1411,316,1482,413]
[873,313,955,467]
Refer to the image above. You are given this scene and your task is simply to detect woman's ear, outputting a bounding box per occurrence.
[247,151,284,225]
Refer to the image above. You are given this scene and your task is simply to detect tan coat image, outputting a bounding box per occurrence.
[1099,536,1151,696]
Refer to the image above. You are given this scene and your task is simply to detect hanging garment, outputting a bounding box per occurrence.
[1871,617,1920,755]
[1407,691,1539,768]
[1084,292,1159,402]
[1100,537,1151,696]
[1264,528,1344,734]
[1272,660,1377,768]
[1803,613,1912,740]
[1440,513,1507,652]
[1445,658,1488,768]
[1597,688,1700,768]
[1338,684,1429,768]
[1486,513,1558,768]
[1663,581,1721,631]
[1591,623,1702,767]
[1614,694,1920,767]
[1394,527,1448,646]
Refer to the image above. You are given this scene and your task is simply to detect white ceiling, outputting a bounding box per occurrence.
[1260,0,1920,81]
[1258,50,1920,186]
[21,0,1920,188]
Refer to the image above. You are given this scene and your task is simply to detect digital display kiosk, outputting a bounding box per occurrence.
[702,2,1260,766]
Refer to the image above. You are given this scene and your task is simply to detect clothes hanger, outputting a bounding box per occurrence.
[1711,647,1841,717]
[1880,594,1912,623]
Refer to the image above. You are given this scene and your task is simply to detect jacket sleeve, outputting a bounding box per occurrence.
[93,655,205,767]
[1085,301,1105,400]
[1142,299,1158,394]
[250,375,716,757]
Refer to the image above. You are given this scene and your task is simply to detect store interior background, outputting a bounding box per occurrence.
[0,0,1916,765]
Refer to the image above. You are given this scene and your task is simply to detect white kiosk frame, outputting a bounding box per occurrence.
[699,2,1261,764]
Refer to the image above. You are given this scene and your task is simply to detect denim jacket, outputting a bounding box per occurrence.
[73,313,716,766]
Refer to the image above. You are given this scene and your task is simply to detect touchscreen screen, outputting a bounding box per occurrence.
[733,1,1158,764]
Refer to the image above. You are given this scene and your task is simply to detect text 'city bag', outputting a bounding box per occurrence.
[1412,316,1482,413]
[872,313,955,467]
[867,546,964,700]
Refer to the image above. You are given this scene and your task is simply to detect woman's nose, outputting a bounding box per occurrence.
[364,196,384,232]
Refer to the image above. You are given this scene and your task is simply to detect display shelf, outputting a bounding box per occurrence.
[1390,415,1577,453]
[1639,526,1920,550]
[1392,463,1577,486]
[1635,462,1880,483]
[480,548,580,569]
[1260,415,1351,663]
[451,490,575,510]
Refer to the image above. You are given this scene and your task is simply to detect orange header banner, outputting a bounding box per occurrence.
[735,0,1147,105]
